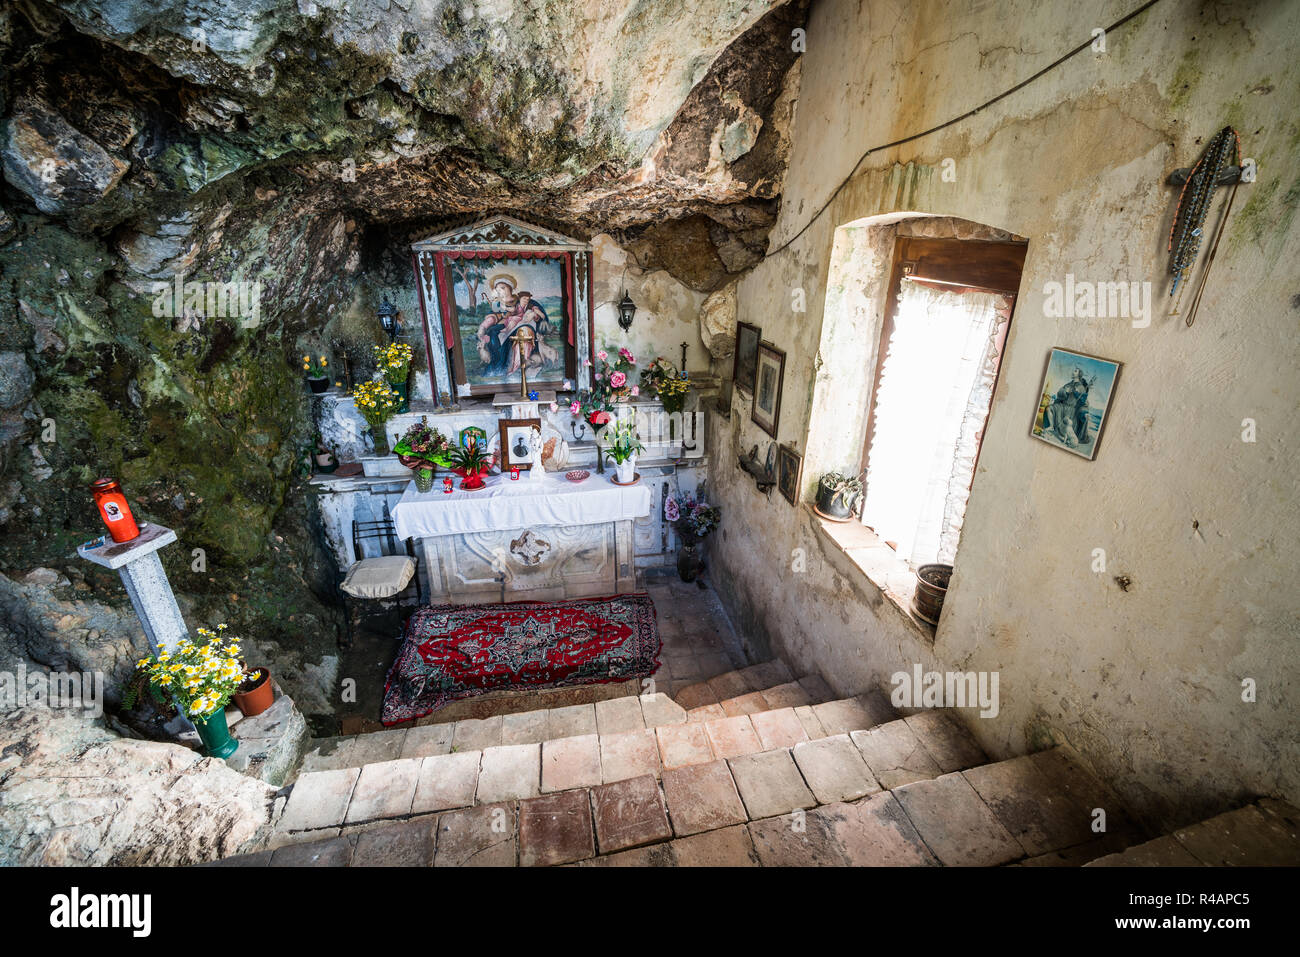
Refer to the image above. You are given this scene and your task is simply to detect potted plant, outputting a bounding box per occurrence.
[352,378,403,455]
[815,471,863,522]
[302,353,330,393]
[312,432,338,473]
[446,441,493,490]
[122,624,245,758]
[603,416,645,483]
[375,342,414,412]
[912,563,953,626]
[232,663,274,717]
[664,490,721,582]
[572,346,638,428]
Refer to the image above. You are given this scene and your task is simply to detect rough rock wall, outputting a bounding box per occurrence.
[0,702,277,865]
[708,0,1300,830]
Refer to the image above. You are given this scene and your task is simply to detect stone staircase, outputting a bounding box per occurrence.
[207,655,1300,867]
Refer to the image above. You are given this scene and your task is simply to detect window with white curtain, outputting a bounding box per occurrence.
[861,280,1011,569]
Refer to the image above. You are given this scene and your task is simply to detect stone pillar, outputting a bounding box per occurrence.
[77,523,188,655]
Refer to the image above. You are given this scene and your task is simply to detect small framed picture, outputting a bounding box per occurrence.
[733,322,761,397]
[1030,348,1121,460]
[751,342,785,437]
[459,426,487,451]
[777,444,802,505]
[499,418,541,469]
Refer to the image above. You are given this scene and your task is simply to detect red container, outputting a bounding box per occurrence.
[510,467,520,481]
[91,478,140,543]
[442,476,454,494]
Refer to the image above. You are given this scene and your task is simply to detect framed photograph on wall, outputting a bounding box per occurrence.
[499,418,542,469]
[751,342,785,437]
[777,444,802,505]
[1030,348,1121,460]
[733,322,761,397]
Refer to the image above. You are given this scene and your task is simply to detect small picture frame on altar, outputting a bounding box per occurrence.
[459,426,487,451]
[499,418,541,469]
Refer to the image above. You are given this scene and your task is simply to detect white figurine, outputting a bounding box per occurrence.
[528,427,546,480]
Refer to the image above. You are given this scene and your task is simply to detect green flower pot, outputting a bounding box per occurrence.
[391,379,410,413]
[194,708,239,759]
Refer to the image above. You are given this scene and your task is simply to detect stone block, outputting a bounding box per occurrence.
[904,711,985,772]
[639,692,688,728]
[269,836,353,867]
[720,692,769,717]
[591,774,672,853]
[434,803,517,867]
[729,749,815,820]
[674,682,719,710]
[411,750,481,814]
[501,709,549,746]
[350,817,437,866]
[893,772,1022,866]
[818,793,939,866]
[344,758,421,823]
[703,715,763,759]
[545,704,597,739]
[477,743,541,803]
[850,720,942,789]
[792,734,879,804]
[278,767,360,832]
[600,729,661,783]
[760,681,813,710]
[811,697,875,737]
[595,696,646,735]
[656,721,714,769]
[963,755,1094,856]
[661,760,747,837]
[671,824,761,866]
[706,670,751,701]
[451,715,503,751]
[541,734,602,793]
[748,811,847,866]
[400,722,455,759]
[519,790,595,866]
[750,707,811,751]
[1172,804,1300,866]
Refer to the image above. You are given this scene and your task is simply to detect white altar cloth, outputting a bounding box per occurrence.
[392,471,652,540]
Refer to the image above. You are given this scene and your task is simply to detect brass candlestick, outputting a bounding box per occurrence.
[511,325,537,398]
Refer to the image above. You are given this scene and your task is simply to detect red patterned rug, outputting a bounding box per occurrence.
[382,594,661,725]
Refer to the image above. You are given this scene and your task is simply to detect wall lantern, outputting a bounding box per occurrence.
[616,290,637,332]
[377,295,399,341]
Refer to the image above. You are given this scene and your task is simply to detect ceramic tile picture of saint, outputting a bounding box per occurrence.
[1031,348,1121,460]
[449,257,566,390]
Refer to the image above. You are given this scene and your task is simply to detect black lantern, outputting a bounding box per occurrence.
[617,290,637,331]
[377,295,399,342]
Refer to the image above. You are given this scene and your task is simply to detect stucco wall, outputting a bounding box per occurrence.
[707,0,1300,828]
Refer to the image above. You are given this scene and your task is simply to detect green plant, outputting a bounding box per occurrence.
[447,441,492,474]
[603,416,645,465]
[122,625,247,721]
[819,471,864,513]
[640,357,690,414]
[393,420,453,466]
[301,352,329,377]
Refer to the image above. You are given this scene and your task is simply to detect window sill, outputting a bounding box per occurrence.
[807,506,937,641]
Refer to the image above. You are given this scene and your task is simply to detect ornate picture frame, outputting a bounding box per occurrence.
[777,444,802,505]
[499,417,542,469]
[733,321,762,397]
[751,342,785,438]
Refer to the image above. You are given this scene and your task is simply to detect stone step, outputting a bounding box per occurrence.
[275,702,974,838]
[297,658,821,776]
[1083,798,1300,867]
[217,740,1157,868]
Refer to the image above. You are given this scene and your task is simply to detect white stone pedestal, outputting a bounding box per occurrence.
[77,523,186,655]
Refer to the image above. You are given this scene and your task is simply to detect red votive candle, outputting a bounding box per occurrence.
[511,467,520,480]
[91,478,141,543]
[442,476,454,494]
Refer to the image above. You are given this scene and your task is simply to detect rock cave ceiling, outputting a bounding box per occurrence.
[1,0,811,292]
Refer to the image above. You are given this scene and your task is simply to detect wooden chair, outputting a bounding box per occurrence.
[338,506,421,648]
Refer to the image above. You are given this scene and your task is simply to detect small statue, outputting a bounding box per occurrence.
[528,426,546,480]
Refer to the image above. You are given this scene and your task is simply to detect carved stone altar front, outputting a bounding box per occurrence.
[420,519,636,604]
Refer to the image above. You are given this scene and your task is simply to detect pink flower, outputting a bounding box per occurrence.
[569,400,581,414]
[584,358,592,367]
[630,385,639,396]
[595,373,603,381]
[549,401,559,413]
[664,498,680,522]
[597,350,608,361]
[619,347,635,363]
[610,371,626,388]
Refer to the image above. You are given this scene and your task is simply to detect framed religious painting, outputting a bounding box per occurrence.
[777,444,802,505]
[1030,347,1121,460]
[751,342,785,437]
[499,418,542,469]
[411,217,595,402]
[733,321,761,397]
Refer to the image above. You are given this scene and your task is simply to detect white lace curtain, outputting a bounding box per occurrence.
[861,281,1007,568]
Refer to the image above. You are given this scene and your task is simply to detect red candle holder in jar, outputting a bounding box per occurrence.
[442,476,454,494]
[91,478,141,543]
[510,467,520,481]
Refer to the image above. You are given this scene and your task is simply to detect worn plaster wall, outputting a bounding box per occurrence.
[708,0,1300,828]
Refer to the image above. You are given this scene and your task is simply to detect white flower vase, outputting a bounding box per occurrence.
[616,455,637,484]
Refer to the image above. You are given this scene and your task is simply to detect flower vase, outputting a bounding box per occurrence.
[391,378,410,413]
[414,466,436,493]
[370,427,390,456]
[615,455,637,484]
[193,708,238,758]
[677,542,703,583]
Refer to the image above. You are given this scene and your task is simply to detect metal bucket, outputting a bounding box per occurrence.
[912,563,953,625]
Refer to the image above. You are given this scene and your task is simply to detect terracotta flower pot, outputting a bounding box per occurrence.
[232,667,274,717]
